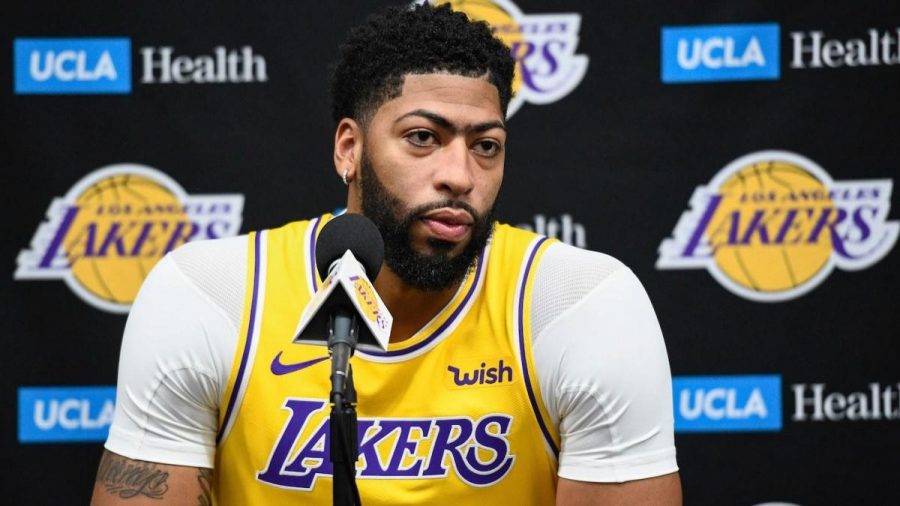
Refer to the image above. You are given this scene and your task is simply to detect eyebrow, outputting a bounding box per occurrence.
[394,109,506,134]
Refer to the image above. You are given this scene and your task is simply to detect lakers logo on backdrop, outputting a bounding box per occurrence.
[657,151,898,301]
[15,164,243,312]
[705,160,834,293]
[429,0,588,117]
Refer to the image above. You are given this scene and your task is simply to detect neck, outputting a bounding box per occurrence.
[374,266,461,343]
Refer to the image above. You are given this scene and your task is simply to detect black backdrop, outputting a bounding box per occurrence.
[4,1,899,504]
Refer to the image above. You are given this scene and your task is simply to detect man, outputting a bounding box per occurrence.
[92,4,680,505]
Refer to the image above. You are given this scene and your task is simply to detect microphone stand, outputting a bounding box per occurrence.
[328,307,362,506]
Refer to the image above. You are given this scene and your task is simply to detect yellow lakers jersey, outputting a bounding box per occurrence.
[214,214,560,504]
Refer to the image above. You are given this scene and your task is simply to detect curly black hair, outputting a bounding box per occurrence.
[330,2,515,125]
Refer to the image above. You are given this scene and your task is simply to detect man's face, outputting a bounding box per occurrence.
[355,73,506,290]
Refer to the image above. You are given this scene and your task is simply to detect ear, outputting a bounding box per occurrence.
[333,118,363,182]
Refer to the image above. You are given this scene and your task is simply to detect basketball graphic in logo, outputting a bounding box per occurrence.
[16,163,244,313]
[708,160,835,292]
[657,151,898,302]
[65,173,189,305]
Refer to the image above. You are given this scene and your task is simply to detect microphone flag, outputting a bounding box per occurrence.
[293,249,392,353]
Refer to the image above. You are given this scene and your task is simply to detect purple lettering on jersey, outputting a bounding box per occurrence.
[257,399,327,489]
[282,418,332,481]
[462,415,515,486]
[422,418,473,477]
[257,398,516,490]
[356,419,392,476]
[381,420,432,477]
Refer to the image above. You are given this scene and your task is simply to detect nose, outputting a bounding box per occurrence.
[435,138,475,198]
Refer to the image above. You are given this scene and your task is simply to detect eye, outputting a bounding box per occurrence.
[472,139,502,157]
[405,130,437,147]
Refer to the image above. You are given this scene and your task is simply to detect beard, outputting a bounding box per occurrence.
[359,153,496,292]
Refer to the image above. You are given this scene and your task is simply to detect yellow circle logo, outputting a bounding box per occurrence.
[16,164,244,313]
[707,160,835,292]
[657,151,899,302]
[66,173,189,306]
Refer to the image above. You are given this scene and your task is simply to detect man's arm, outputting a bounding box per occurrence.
[90,450,211,506]
[556,473,682,506]
[94,240,246,504]
[531,244,679,503]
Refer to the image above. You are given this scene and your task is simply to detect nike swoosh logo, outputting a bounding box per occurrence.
[270,352,329,375]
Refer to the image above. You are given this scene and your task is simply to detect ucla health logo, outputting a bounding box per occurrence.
[661,23,780,83]
[429,0,588,117]
[14,38,131,94]
[657,151,898,302]
[673,375,782,432]
[15,164,244,313]
[19,386,116,443]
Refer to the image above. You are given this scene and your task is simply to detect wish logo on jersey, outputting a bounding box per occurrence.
[15,164,244,313]
[257,399,515,489]
[446,358,515,388]
[657,151,898,302]
[428,0,588,117]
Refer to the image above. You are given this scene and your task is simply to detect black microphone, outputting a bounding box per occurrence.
[293,213,391,391]
[315,213,384,281]
[314,214,384,397]
[303,213,387,506]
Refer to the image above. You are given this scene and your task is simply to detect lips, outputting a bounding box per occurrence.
[420,208,473,242]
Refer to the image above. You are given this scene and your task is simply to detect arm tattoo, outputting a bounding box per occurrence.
[96,452,170,500]
[197,468,212,506]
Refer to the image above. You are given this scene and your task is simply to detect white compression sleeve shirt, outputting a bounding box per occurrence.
[531,243,677,482]
[104,237,246,468]
[105,235,677,481]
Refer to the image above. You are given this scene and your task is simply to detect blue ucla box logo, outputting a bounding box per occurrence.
[673,375,782,432]
[14,38,131,94]
[661,24,780,83]
[18,386,116,443]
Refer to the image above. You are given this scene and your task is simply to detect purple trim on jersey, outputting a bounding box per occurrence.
[361,246,487,358]
[217,231,262,445]
[517,237,559,457]
[309,216,322,292]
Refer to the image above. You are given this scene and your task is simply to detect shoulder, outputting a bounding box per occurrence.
[492,223,626,277]
[108,236,254,467]
[171,231,250,265]
[168,234,250,329]
[527,243,677,482]
[163,216,327,325]
[536,241,627,285]
[530,240,631,340]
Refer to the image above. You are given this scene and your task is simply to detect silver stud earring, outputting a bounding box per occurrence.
[342,168,350,186]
